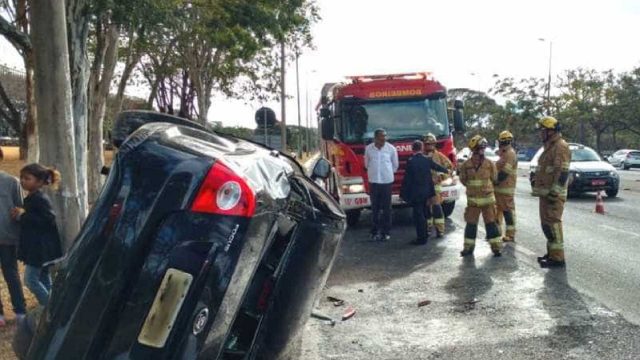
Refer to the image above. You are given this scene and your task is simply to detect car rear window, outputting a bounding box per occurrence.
[630,151,640,159]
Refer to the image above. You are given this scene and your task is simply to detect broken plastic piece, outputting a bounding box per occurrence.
[327,296,345,307]
[311,310,336,326]
[418,300,432,307]
[342,307,356,321]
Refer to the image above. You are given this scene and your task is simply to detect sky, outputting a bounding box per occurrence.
[3,0,640,129]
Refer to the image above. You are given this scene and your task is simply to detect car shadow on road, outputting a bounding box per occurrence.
[325,208,457,288]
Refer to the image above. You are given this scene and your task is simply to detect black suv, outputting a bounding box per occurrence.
[529,143,620,197]
[16,111,346,359]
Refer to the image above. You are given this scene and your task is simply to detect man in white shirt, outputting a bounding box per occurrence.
[364,128,399,241]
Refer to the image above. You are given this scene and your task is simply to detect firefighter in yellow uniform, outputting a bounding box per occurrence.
[495,131,518,242]
[423,133,453,238]
[459,135,502,257]
[533,116,571,268]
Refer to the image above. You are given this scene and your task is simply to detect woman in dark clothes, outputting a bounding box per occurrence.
[10,164,63,306]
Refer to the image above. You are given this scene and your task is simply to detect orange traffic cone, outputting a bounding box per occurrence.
[595,191,605,214]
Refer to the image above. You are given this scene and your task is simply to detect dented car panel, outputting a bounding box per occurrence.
[22,111,346,360]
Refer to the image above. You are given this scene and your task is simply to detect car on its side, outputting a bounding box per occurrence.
[15,111,347,359]
[529,143,620,198]
[607,149,640,170]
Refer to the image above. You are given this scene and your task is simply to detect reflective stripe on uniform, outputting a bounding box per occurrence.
[467,195,496,207]
[551,184,568,197]
[488,236,502,245]
[548,241,564,250]
[464,238,476,246]
[495,187,515,195]
[434,218,445,224]
[561,161,570,170]
[503,163,515,174]
[506,225,516,231]
[533,187,548,196]
[467,179,491,187]
[435,185,442,193]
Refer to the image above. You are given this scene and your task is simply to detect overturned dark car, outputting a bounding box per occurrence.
[15,111,346,359]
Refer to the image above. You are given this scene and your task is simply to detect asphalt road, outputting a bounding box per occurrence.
[300,164,640,359]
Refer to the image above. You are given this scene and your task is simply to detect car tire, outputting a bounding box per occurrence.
[606,188,619,198]
[623,162,630,170]
[442,201,455,217]
[346,209,361,227]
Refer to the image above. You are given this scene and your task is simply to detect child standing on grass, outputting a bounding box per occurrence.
[10,163,63,306]
[0,148,27,326]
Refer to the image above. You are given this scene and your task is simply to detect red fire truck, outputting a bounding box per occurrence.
[317,72,465,226]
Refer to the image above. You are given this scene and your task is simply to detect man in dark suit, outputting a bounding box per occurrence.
[401,140,449,245]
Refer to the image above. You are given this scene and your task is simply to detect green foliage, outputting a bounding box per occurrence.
[460,67,640,152]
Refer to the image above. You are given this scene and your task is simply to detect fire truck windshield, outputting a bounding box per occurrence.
[339,97,449,143]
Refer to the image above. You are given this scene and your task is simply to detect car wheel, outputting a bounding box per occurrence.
[606,188,619,198]
[623,162,630,170]
[346,209,361,227]
[442,201,455,217]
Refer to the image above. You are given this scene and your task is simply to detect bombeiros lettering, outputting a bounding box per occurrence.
[369,89,423,98]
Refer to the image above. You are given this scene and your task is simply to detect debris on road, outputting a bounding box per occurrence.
[311,310,336,326]
[418,300,432,307]
[466,298,480,305]
[358,289,364,293]
[327,296,345,307]
[342,307,356,321]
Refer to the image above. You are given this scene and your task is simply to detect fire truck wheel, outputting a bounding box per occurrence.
[442,201,455,217]
[346,209,361,227]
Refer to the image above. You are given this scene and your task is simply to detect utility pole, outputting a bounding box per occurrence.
[547,41,552,107]
[305,77,310,155]
[280,41,287,152]
[295,53,302,158]
[539,38,553,113]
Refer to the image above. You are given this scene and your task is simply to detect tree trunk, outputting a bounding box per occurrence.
[24,61,38,162]
[114,29,142,112]
[87,23,119,204]
[18,0,38,162]
[66,0,90,217]
[31,0,82,250]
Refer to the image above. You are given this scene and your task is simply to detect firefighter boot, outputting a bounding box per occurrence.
[486,222,502,257]
[461,223,477,257]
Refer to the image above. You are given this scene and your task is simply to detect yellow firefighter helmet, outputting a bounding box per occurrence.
[423,133,437,144]
[537,116,560,130]
[498,130,514,142]
[468,135,488,151]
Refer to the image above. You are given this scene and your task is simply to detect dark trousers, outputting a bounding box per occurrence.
[412,197,430,242]
[369,182,393,236]
[0,244,26,315]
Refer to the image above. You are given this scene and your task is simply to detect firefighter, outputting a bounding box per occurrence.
[423,133,453,238]
[495,130,518,242]
[533,116,571,268]
[459,135,502,257]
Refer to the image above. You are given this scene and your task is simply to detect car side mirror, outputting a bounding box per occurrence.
[311,158,331,180]
[453,100,465,133]
[319,108,334,141]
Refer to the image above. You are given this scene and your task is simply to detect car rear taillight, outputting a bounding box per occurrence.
[191,161,256,217]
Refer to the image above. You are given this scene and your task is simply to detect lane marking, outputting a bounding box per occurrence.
[598,224,640,237]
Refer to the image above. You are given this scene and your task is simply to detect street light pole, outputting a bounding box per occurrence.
[295,53,302,158]
[280,41,287,152]
[539,38,553,111]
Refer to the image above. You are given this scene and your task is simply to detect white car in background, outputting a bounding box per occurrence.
[457,147,500,164]
[608,149,640,170]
